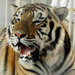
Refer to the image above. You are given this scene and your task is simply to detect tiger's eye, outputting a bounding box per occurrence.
[41,24,46,27]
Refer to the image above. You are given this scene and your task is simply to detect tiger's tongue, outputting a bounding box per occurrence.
[20,44,35,56]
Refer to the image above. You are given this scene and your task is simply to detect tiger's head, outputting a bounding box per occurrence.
[7,4,68,65]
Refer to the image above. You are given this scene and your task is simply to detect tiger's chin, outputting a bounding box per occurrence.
[16,43,40,63]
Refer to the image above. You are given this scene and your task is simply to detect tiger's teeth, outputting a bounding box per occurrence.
[20,55,26,58]
[28,52,31,56]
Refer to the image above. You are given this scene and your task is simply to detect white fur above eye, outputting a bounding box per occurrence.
[33,10,47,22]
[14,8,23,22]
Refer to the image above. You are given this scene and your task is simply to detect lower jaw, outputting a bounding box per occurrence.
[19,56,37,66]
[19,48,40,62]
[19,59,35,69]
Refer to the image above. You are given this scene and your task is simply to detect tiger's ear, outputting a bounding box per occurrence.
[11,4,19,15]
[54,7,68,21]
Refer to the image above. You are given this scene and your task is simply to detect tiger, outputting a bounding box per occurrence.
[0,3,75,75]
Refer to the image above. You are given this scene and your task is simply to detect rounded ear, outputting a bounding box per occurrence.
[11,4,19,15]
[54,7,68,21]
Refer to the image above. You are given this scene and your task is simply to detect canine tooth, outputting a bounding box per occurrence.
[28,52,31,56]
[23,55,27,57]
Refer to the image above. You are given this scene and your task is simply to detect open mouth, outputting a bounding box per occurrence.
[20,44,36,56]
[18,43,39,62]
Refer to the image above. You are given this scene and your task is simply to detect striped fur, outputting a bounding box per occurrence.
[0,3,75,75]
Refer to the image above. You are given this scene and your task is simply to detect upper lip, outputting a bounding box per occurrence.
[17,42,40,50]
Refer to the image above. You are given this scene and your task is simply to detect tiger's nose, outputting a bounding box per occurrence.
[15,33,26,38]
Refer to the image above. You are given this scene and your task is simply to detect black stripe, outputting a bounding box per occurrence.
[0,34,6,49]
[0,28,6,36]
[33,18,47,24]
[40,48,47,56]
[40,5,46,10]
[11,43,17,47]
[55,27,61,43]
[33,42,40,49]
[31,48,39,62]
[34,64,44,72]
[65,69,75,75]
[32,10,34,17]
[39,60,49,75]
[48,21,54,40]
[36,7,44,11]
[7,26,11,38]
[44,27,61,51]
[26,69,40,75]
[48,27,61,50]
[47,8,50,13]
[39,3,47,10]
[33,20,41,24]
[39,13,42,19]
[4,46,8,72]
[38,28,47,35]
[48,15,52,19]
[52,27,61,43]
[17,18,20,21]
[38,13,46,20]
[41,24,46,27]
[15,14,18,17]
[22,65,40,75]
[61,61,74,75]
[36,31,42,40]
[64,30,71,62]
[53,30,71,72]
[25,7,31,12]
[45,42,55,51]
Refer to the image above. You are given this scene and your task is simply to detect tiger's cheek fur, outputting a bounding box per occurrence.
[7,28,24,56]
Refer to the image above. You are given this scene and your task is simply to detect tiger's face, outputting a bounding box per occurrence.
[7,4,68,64]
